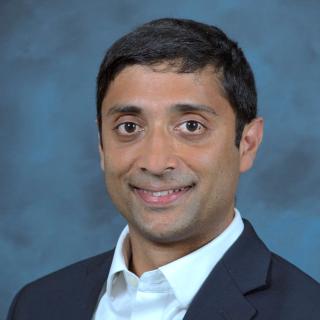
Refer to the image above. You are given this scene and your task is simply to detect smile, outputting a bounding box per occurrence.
[132,185,193,206]
[139,186,190,197]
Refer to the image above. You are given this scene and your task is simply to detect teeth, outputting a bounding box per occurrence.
[153,191,167,197]
[140,187,189,197]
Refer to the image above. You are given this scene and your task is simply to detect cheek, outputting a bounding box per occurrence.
[184,142,239,184]
[182,141,221,172]
[103,145,136,182]
[190,152,216,173]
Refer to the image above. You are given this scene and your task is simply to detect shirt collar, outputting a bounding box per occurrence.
[106,225,131,296]
[159,208,244,307]
[106,209,244,306]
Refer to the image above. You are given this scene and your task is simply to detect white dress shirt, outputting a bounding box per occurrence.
[93,209,244,320]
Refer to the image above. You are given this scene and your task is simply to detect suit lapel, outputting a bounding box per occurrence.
[67,250,114,320]
[183,220,271,320]
[183,263,256,320]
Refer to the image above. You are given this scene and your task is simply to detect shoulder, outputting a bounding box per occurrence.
[228,220,320,317]
[247,241,320,317]
[241,219,320,291]
[252,252,320,318]
[244,255,320,319]
[21,250,114,292]
[270,251,320,295]
[7,250,114,320]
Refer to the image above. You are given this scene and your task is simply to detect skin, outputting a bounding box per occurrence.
[99,64,263,276]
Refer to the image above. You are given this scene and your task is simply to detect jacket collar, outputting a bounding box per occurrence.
[73,250,114,320]
[183,219,271,320]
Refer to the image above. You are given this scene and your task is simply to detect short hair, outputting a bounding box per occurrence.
[96,18,257,147]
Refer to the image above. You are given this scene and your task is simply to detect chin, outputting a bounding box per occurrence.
[142,229,186,244]
[135,216,197,244]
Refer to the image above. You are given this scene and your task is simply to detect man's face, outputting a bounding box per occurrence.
[99,64,260,246]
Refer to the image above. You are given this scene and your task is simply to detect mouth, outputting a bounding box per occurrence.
[131,185,194,207]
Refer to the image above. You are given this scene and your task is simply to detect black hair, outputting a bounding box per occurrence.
[96,18,257,147]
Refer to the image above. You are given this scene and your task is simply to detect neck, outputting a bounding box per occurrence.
[127,210,234,276]
[128,234,196,276]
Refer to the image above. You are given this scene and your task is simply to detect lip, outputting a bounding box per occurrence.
[132,185,194,207]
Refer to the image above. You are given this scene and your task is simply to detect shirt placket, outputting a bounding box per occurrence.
[130,271,171,320]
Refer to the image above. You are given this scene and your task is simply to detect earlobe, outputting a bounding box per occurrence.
[239,117,264,173]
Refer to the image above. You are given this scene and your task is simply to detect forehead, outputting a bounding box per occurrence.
[102,64,233,116]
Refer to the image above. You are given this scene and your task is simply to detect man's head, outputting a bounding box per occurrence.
[97,18,257,148]
[96,18,263,248]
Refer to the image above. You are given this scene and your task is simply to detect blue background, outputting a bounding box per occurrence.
[1,0,319,317]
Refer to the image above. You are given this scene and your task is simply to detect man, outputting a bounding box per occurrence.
[7,18,320,320]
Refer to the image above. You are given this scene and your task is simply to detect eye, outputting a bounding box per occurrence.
[114,122,143,135]
[177,120,205,134]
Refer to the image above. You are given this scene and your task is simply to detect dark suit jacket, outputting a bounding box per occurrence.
[7,220,320,319]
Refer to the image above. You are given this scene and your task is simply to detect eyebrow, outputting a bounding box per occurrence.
[172,103,218,116]
[103,103,218,117]
[105,105,142,117]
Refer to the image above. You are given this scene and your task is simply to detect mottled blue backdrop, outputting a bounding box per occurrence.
[1,0,319,317]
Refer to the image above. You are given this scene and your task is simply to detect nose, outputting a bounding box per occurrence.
[137,127,179,176]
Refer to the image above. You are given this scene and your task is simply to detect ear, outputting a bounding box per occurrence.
[98,134,105,171]
[239,117,264,173]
